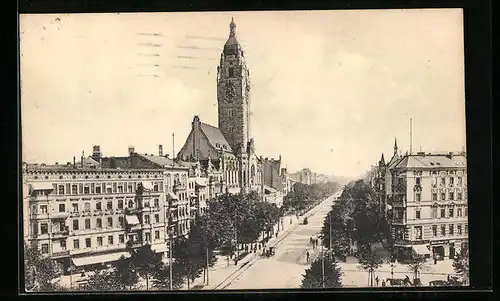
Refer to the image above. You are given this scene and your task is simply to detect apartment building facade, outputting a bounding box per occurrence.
[388,152,468,261]
[22,165,169,274]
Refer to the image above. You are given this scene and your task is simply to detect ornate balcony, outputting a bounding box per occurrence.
[50,211,70,219]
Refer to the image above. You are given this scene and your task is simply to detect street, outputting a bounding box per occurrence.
[219,195,336,289]
[213,190,458,290]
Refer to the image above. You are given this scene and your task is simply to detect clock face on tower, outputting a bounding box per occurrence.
[225,81,236,103]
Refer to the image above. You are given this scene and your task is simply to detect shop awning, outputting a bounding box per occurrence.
[167,192,178,200]
[151,243,168,253]
[72,251,131,267]
[142,181,154,190]
[31,183,54,191]
[412,244,431,256]
[264,185,277,194]
[125,215,140,225]
[195,179,207,187]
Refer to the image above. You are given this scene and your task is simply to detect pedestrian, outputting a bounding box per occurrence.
[275,231,278,238]
[434,257,437,265]
[447,274,450,282]
[290,218,292,224]
[381,280,386,287]
[375,276,379,287]
[306,251,310,262]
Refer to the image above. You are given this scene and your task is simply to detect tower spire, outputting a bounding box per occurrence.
[229,17,236,37]
[394,138,398,155]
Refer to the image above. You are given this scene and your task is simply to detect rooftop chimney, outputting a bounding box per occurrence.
[73,156,76,168]
[128,146,135,156]
[159,144,163,156]
[92,145,101,160]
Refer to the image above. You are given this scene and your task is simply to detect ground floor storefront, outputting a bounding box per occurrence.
[393,239,467,262]
[429,239,467,261]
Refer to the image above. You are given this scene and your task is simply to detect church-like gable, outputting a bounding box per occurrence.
[177,116,234,161]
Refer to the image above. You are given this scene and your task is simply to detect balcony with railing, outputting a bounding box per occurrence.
[52,249,70,258]
[50,211,70,219]
[392,195,406,207]
[173,181,186,192]
[31,212,49,220]
[393,180,407,194]
[69,243,127,256]
[29,195,52,202]
[392,216,406,225]
[52,226,70,238]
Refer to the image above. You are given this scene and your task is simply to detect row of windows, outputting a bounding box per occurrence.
[36,213,163,234]
[430,205,468,219]
[34,198,162,214]
[431,191,467,201]
[430,176,465,187]
[39,231,164,254]
[49,182,164,196]
[413,223,468,240]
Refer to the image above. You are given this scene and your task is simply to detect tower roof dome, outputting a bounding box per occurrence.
[224,17,242,55]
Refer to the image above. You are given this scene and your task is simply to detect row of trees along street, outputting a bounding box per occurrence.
[24,190,286,292]
[300,179,469,287]
[283,182,341,213]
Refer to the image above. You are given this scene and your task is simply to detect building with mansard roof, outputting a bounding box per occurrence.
[386,149,468,262]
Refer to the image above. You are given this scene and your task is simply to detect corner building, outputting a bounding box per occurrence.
[388,152,468,261]
[22,164,169,274]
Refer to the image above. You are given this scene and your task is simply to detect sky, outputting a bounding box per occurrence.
[20,9,466,178]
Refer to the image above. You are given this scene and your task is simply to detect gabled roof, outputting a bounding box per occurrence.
[200,122,233,153]
[394,154,467,169]
[84,157,99,166]
[135,153,186,169]
[387,153,402,169]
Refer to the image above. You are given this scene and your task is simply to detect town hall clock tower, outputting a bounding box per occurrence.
[217,17,251,155]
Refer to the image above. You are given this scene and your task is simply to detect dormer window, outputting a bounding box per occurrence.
[228,68,234,77]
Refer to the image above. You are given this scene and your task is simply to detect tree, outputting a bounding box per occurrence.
[301,254,342,289]
[113,255,139,290]
[452,242,469,285]
[357,245,383,287]
[173,218,219,289]
[151,262,185,290]
[130,244,163,290]
[24,241,60,292]
[406,255,430,283]
[84,268,123,291]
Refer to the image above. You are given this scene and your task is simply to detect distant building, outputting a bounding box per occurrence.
[387,151,468,261]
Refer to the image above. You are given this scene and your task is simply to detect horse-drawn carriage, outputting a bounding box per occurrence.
[429,276,463,287]
[262,247,276,258]
[385,277,412,287]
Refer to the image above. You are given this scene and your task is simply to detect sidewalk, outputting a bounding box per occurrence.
[182,202,325,290]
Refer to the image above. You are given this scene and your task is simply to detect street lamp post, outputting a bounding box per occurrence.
[168,223,173,290]
[329,212,332,251]
[321,245,325,288]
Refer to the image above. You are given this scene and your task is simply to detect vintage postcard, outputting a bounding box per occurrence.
[20,9,468,292]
